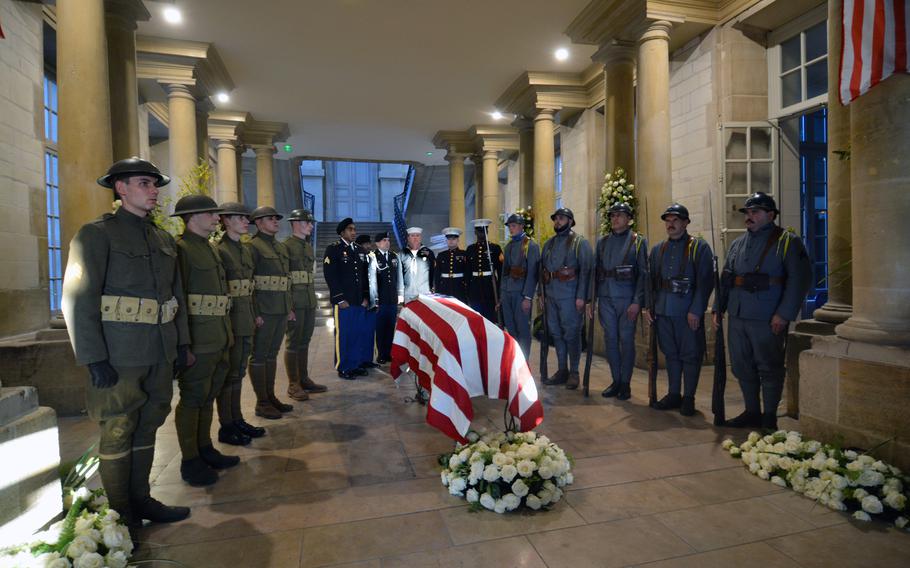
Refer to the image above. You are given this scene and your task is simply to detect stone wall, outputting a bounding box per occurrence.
[0,0,50,338]
[557,107,605,243]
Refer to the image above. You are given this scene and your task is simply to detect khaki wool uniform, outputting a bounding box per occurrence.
[283,234,317,389]
[62,206,190,518]
[175,231,233,460]
[215,235,256,425]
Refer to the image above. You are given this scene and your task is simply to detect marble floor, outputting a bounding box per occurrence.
[56,325,910,567]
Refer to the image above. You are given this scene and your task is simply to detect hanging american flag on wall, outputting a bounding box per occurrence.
[391,294,544,443]
[841,0,910,104]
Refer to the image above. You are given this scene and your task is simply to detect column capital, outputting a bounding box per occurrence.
[444,150,469,163]
[163,82,195,101]
[638,20,673,44]
[511,116,535,132]
[534,108,557,122]
[593,39,636,66]
[215,139,237,151]
[251,144,276,157]
[482,149,499,161]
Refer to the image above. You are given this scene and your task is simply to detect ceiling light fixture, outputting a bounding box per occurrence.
[491,111,504,120]
[426,152,433,156]
[163,7,182,24]
[554,47,569,61]
[216,92,230,103]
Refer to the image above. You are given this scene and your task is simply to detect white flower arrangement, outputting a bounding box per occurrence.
[596,166,637,236]
[439,429,574,513]
[723,430,910,529]
[0,488,134,568]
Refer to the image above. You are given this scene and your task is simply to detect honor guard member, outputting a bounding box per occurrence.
[369,232,404,363]
[434,228,468,302]
[593,203,648,400]
[323,218,370,379]
[402,227,435,301]
[284,209,328,402]
[249,206,295,419]
[214,203,265,445]
[540,208,594,390]
[466,219,503,322]
[356,234,380,369]
[172,195,239,486]
[713,193,811,430]
[644,203,713,416]
[62,157,191,528]
[500,214,539,357]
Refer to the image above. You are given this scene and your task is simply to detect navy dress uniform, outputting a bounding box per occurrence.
[594,203,648,400]
[540,208,594,390]
[466,218,503,323]
[368,232,403,363]
[402,227,435,301]
[434,228,469,302]
[648,203,713,415]
[500,214,540,358]
[323,218,370,379]
[715,193,812,430]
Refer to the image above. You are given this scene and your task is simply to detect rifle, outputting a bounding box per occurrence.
[708,197,728,426]
[481,225,504,327]
[582,240,598,398]
[538,247,550,383]
[644,197,658,408]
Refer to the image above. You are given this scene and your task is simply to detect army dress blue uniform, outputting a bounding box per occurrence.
[500,228,539,358]
[323,225,369,378]
[594,227,648,396]
[368,232,404,363]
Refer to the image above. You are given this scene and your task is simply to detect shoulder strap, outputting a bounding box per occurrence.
[755,226,784,271]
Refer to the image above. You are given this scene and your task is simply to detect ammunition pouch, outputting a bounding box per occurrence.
[734,272,785,293]
[508,266,527,279]
[660,276,692,295]
[254,275,290,291]
[614,265,635,282]
[100,295,178,324]
[186,294,231,316]
[546,267,576,283]
[290,270,313,285]
[227,278,253,297]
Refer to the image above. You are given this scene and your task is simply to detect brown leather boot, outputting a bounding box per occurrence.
[542,369,569,385]
[266,359,294,412]
[297,350,327,393]
[284,350,309,401]
[249,363,281,419]
[565,371,580,390]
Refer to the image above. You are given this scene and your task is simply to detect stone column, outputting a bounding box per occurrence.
[601,42,636,177]
[533,108,557,242]
[164,83,198,207]
[195,100,213,163]
[104,5,140,160]
[446,150,467,247]
[253,144,276,208]
[235,143,246,204]
[835,74,910,346]
[59,0,113,258]
[814,0,853,324]
[472,154,484,221]
[215,140,239,203]
[636,21,674,244]
[515,117,535,209]
[482,149,501,240]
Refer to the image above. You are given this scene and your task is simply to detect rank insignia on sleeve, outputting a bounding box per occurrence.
[324,257,331,264]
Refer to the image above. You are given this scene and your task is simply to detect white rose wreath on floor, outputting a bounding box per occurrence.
[439,430,574,513]
[723,430,910,528]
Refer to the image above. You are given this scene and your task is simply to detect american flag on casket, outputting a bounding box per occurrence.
[390,294,544,443]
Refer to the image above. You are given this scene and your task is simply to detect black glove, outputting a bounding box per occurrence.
[175,344,191,372]
[88,360,119,389]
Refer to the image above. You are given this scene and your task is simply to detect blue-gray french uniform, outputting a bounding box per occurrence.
[594,229,648,386]
[323,238,369,373]
[500,233,539,358]
[540,228,594,373]
[649,233,713,397]
[714,223,811,419]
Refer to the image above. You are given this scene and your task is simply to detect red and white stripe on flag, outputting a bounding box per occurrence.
[841,0,910,104]
[390,294,544,443]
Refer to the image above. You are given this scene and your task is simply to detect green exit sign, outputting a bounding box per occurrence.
[283,144,293,153]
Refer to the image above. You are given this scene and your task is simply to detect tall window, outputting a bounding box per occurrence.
[798,108,828,318]
[554,154,563,210]
[767,7,827,118]
[719,123,778,249]
[44,21,62,312]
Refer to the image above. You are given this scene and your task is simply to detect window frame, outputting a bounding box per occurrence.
[767,4,829,119]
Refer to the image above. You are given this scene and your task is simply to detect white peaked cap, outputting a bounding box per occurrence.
[442,227,463,236]
[406,227,423,235]
[472,218,492,228]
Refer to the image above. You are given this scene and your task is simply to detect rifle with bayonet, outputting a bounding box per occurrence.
[708,197,727,426]
[644,198,658,408]
[582,238,598,398]
[538,245,550,383]
[482,225,504,327]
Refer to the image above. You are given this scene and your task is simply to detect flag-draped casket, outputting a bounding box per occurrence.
[391,294,544,442]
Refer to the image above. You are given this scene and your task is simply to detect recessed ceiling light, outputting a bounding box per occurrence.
[426,152,433,156]
[163,7,182,24]
[554,47,569,61]
[216,92,229,103]
[491,111,504,120]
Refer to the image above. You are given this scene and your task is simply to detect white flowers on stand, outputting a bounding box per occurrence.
[723,430,910,529]
[439,430,574,513]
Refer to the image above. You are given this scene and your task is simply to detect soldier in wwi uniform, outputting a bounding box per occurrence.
[500,214,539,358]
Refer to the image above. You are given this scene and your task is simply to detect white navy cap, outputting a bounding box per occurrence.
[442,227,463,237]
[406,227,423,235]
[472,218,492,228]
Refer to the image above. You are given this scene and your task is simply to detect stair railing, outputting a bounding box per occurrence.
[302,188,316,246]
[392,165,416,249]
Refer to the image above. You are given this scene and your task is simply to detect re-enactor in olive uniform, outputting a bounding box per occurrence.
[714,192,812,430]
[249,206,295,419]
[214,202,264,445]
[284,209,328,400]
[62,158,190,528]
[172,195,239,487]
[434,228,468,303]
[500,214,539,358]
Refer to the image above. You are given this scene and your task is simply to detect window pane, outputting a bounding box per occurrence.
[725,197,747,230]
[751,127,772,159]
[806,59,827,99]
[781,35,801,72]
[805,21,827,61]
[782,70,802,107]
[751,162,772,193]
[724,127,748,160]
[725,162,748,194]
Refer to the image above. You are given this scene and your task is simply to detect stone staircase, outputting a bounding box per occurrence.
[312,221,394,326]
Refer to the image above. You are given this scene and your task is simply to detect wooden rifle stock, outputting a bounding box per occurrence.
[538,267,549,383]
[582,257,597,398]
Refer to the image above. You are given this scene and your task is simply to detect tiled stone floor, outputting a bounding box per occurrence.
[56,325,910,567]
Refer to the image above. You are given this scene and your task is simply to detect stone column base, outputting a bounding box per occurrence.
[784,319,838,418]
[799,334,910,471]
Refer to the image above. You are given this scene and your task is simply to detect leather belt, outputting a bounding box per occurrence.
[254,275,289,291]
[100,295,178,324]
[734,276,785,287]
[440,273,464,278]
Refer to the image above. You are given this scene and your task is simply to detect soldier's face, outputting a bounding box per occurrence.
[744,208,774,231]
[446,235,459,249]
[664,215,689,239]
[341,225,357,242]
[294,220,314,236]
[376,238,391,252]
[256,215,280,235]
[507,222,523,237]
[553,214,570,231]
[116,176,159,215]
[610,212,631,233]
[190,211,220,234]
[222,215,249,235]
[407,233,421,249]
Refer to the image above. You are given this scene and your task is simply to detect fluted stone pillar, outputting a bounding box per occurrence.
[446,151,467,247]
[482,149,501,240]
[253,144,276,208]
[533,109,557,242]
[165,83,198,207]
[472,154,484,220]
[601,42,636,177]
[515,118,534,209]
[636,21,673,243]
[105,6,140,160]
[215,140,239,203]
[58,0,113,258]
[835,74,910,346]
[814,0,853,324]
